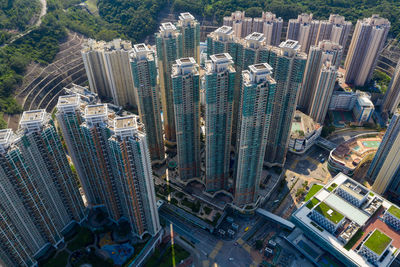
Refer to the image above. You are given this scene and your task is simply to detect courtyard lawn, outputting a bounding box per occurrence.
[305,184,323,202]
[364,230,392,255]
[67,227,94,251]
[314,202,344,224]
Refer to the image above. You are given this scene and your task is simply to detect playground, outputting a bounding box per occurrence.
[101,243,134,266]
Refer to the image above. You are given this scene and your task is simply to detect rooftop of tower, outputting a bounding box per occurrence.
[20,110,46,124]
[85,104,107,116]
[172,57,199,76]
[206,53,235,73]
[0,129,12,145]
[160,22,176,31]
[82,39,132,52]
[179,12,195,21]
[245,32,265,42]
[0,129,13,153]
[215,26,233,34]
[131,43,153,61]
[114,116,137,130]
[243,63,275,85]
[57,94,80,107]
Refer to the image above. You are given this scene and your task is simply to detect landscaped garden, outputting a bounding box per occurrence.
[67,227,95,251]
[305,184,323,202]
[364,230,392,255]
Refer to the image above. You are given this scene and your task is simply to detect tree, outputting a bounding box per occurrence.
[255,240,263,250]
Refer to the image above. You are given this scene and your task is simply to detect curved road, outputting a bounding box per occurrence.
[36,0,47,27]
[1,0,47,47]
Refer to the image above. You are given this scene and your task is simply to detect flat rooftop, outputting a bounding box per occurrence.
[364,229,392,255]
[114,116,136,130]
[388,205,400,220]
[20,110,45,123]
[216,26,233,34]
[57,94,79,106]
[134,43,148,52]
[85,104,106,116]
[280,39,299,49]
[245,32,265,41]
[161,22,176,31]
[291,111,321,139]
[314,202,344,224]
[249,63,273,73]
[0,129,12,143]
[179,12,195,20]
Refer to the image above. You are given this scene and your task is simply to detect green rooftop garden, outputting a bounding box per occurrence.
[305,184,323,202]
[364,230,392,255]
[388,205,400,220]
[327,183,338,192]
[314,202,344,224]
[306,197,320,209]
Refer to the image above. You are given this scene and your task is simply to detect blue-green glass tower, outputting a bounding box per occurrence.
[177,12,200,63]
[204,53,236,192]
[155,22,183,143]
[171,58,201,180]
[234,63,276,206]
[130,44,165,161]
[264,40,307,166]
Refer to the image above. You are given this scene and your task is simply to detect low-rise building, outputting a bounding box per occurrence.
[288,111,322,154]
[328,132,383,176]
[292,173,400,267]
[384,205,400,231]
[353,94,374,124]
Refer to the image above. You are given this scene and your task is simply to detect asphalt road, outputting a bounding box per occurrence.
[160,208,254,266]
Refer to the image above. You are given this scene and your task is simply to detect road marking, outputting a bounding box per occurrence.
[236,238,244,245]
[202,260,210,267]
[209,241,223,259]
[242,243,252,253]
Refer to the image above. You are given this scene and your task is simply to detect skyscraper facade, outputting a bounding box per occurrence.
[344,15,390,87]
[231,32,269,148]
[382,60,400,116]
[253,11,283,46]
[308,63,337,123]
[206,26,239,60]
[81,39,112,100]
[322,14,352,49]
[368,114,400,196]
[155,22,183,143]
[108,116,161,237]
[223,11,283,45]
[223,11,253,38]
[177,13,200,63]
[299,40,342,123]
[0,110,85,266]
[81,39,138,108]
[171,58,201,180]
[287,13,351,54]
[265,40,307,166]
[57,93,160,237]
[286,13,319,53]
[130,44,165,161]
[204,53,235,192]
[234,63,276,206]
